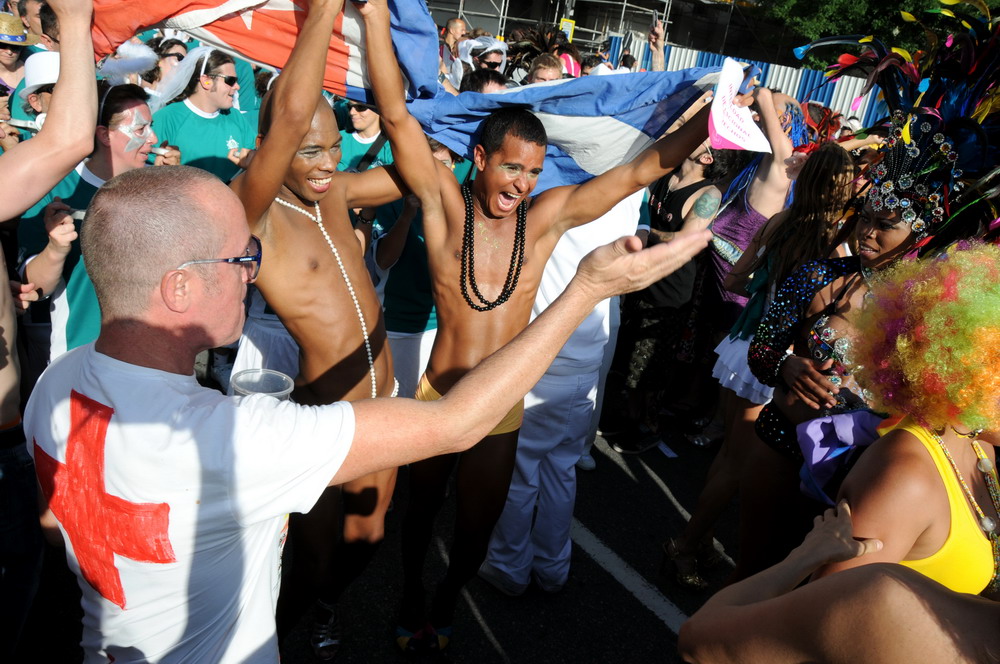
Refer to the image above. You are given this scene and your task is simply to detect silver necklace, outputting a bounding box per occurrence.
[272,197,377,399]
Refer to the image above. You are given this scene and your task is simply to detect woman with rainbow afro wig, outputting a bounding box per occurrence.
[854,243,1000,434]
[812,243,1000,597]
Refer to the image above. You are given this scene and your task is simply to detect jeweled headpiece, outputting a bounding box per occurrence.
[866,110,962,236]
[794,1,1000,251]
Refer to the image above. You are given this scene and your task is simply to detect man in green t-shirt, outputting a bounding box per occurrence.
[151,48,254,182]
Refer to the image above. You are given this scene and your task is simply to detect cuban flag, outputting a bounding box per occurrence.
[92,0,718,193]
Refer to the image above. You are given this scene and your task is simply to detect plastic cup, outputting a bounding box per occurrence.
[230,369,294,401]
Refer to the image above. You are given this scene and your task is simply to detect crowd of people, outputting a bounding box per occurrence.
[1,0,999,663]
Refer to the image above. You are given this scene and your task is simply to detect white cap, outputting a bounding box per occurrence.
[20,51,60,100]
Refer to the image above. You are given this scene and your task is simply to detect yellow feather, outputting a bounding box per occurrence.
[891,47,913,62]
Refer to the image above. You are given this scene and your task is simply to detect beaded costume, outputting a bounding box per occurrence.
[748,257,863,459]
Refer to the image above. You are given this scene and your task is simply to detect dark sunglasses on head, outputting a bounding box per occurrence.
[207,74,238,87]
[483,61,502,70]
[163,52,185,61]
[348,103,373,113]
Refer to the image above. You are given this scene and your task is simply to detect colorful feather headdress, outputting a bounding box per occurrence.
[794,0,1000,251]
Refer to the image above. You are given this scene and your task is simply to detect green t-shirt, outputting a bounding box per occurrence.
[152,99,255,182]
[9,77,35,138]
[337,129,400,227]
[18,162,105,358]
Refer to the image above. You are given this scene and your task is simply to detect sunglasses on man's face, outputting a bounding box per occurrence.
[207,74,238,87]
[483,60,502,70]
[348,103,373,113]
[0,43,23,52]
[163,52,185,62]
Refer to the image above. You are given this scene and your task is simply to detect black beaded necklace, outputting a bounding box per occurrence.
[460,182,528,312]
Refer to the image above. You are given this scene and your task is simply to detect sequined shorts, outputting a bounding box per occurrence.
[755,403,804,463]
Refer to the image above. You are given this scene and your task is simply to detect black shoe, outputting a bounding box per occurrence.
[310,602,342,661]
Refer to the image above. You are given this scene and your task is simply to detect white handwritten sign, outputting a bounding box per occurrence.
[708,58,771,153]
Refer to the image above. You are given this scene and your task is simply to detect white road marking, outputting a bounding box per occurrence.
[570,518,689,634]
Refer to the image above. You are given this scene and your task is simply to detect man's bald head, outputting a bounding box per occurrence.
[82,166,233,319]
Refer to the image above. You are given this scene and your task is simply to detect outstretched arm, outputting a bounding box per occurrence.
[355,0,446,238]
[335,230,711,483]
[539,93,731,234]
[0,0,95,220]
[231,0,344,227]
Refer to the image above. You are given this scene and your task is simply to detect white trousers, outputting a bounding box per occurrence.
[387,328,437,399]
[485,369,600,588]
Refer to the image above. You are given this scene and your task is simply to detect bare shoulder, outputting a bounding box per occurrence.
[842,428,938,504]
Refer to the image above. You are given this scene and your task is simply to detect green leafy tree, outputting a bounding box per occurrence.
[751,0,943,58]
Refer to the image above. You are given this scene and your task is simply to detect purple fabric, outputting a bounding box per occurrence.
[797,410,886,505]
[699,199,768,334]
[709,199,768,307]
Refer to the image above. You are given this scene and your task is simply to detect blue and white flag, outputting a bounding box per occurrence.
[407,71,718,193]
[386,2,719,193]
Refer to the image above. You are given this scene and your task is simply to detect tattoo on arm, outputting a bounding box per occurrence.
[692,191,721,219]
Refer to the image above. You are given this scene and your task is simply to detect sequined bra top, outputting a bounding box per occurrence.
[804,273,871,409]
[749,257,861,389]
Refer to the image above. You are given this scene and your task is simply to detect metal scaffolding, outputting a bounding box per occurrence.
[426,0,673,47]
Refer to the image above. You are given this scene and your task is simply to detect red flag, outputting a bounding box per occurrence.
[92,0,354,96]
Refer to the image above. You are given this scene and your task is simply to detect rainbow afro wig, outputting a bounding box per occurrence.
[854,243,1000,432]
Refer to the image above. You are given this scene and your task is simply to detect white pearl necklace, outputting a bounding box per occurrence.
[272,197,377,399]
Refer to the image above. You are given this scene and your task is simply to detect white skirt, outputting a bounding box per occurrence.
[712,335,773,405]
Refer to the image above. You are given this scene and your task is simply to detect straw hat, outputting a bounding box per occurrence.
[0,12,40,47]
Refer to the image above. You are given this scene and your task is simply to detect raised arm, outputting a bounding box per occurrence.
[355,0,446,232]
[230,0,344,227]
[539,95,724,234]
[648,21,665,72]
[745,88,794,218]
[0,0,95,220]
[334,230,711,483]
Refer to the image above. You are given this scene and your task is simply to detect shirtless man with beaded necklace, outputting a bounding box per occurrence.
[355,1,747,653]
[227,0,414,657]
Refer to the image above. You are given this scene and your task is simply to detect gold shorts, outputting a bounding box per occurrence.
[414,374,523,436]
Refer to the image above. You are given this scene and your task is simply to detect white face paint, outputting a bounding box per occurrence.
[116,108,154,153]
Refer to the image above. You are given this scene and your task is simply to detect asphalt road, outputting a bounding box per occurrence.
[19,429,738,664]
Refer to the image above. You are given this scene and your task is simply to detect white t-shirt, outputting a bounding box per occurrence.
[25,344,355,663]
[531,191,642,373]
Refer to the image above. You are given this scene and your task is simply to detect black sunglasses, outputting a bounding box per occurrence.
[348,102,373,113]
[483,61,502,70]
[207,74,238,87]
[163,52,185,62]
